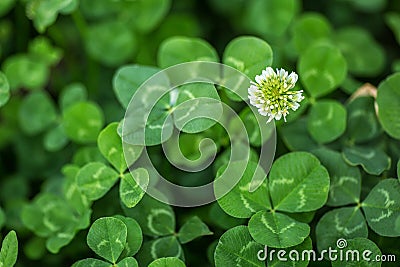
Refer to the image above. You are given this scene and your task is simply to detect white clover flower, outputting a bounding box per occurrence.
[248,67,304,123]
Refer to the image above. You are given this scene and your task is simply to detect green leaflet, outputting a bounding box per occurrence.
[136,236,184,266]
[157,37,219,68]
[222,36,273,80]
[85,21,136,66]
[113,65,161,109]
[298,43,347,98]
[269,152,330,212]
[376,73,400,139]
[87,217,127,263]
[214,225,264,267]
[291,13,332,54]
[248,211,310,248]
[331,238,382,267]
[173,83,221,133]
[315,207,368,252]
[342,146,391,175]
[312,148,361,206]
[215,160,270,218]
[98,122,143,173]
[177,216,213,244]
[362,179,400,237]
[119,169,149,208]
[76,162,120,200]
[19,91,57,135]
[63,102,104,144]
[123,194,175,237]
[307,100,347,143]
[0,231,18,267]
[148,257,186,267]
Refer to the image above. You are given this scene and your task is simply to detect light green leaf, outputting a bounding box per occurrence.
[307,100,347,143]
[59,83,87,111]
[269,152,330,212]
[148,257,186,267]
[136,236,183,266]
[0,231,18,267]
[157,37,218,68]
[346,97,382,143]
[249,211,310,248]
[113,65,161,109]
[85,21,136,66]
[26,0,75,33]
[173,83,221,133]
[298,43,347,98]
[315,207,368,252]
[215,161,270,218]
[243,0,299,38]
[116,257,138,267]
[291,13,332,54]
[43,124,68,152]
[342,146,391,175]
[2,54,48,90]
[113,216,142,257]
[362,179,400,237]
[312,148,361,206]
[376,73,400,139]
[72,258,110,267]
[214,225,264,267]
[87,217,127,263]
[19,91,57,135]
[63,102,104,143]
[335,27,385,76]
[0,72,10,107]
[331,238,382,267]
[21,193,89,252]
[178,216,212,244]
[123,195,175,237]
[28,37,63,66]
[120,169,149,208]
[62,164,91,215]
[98,122,143,173]
[222,36,272,79]
[76,162,119,200]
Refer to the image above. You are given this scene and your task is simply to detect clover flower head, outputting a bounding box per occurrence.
[248,67,304,123]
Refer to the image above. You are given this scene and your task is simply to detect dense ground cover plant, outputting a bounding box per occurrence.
[0,0,400,266]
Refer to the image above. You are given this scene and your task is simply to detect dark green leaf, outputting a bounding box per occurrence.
[362,179,400,237]
[178,216,212,244]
